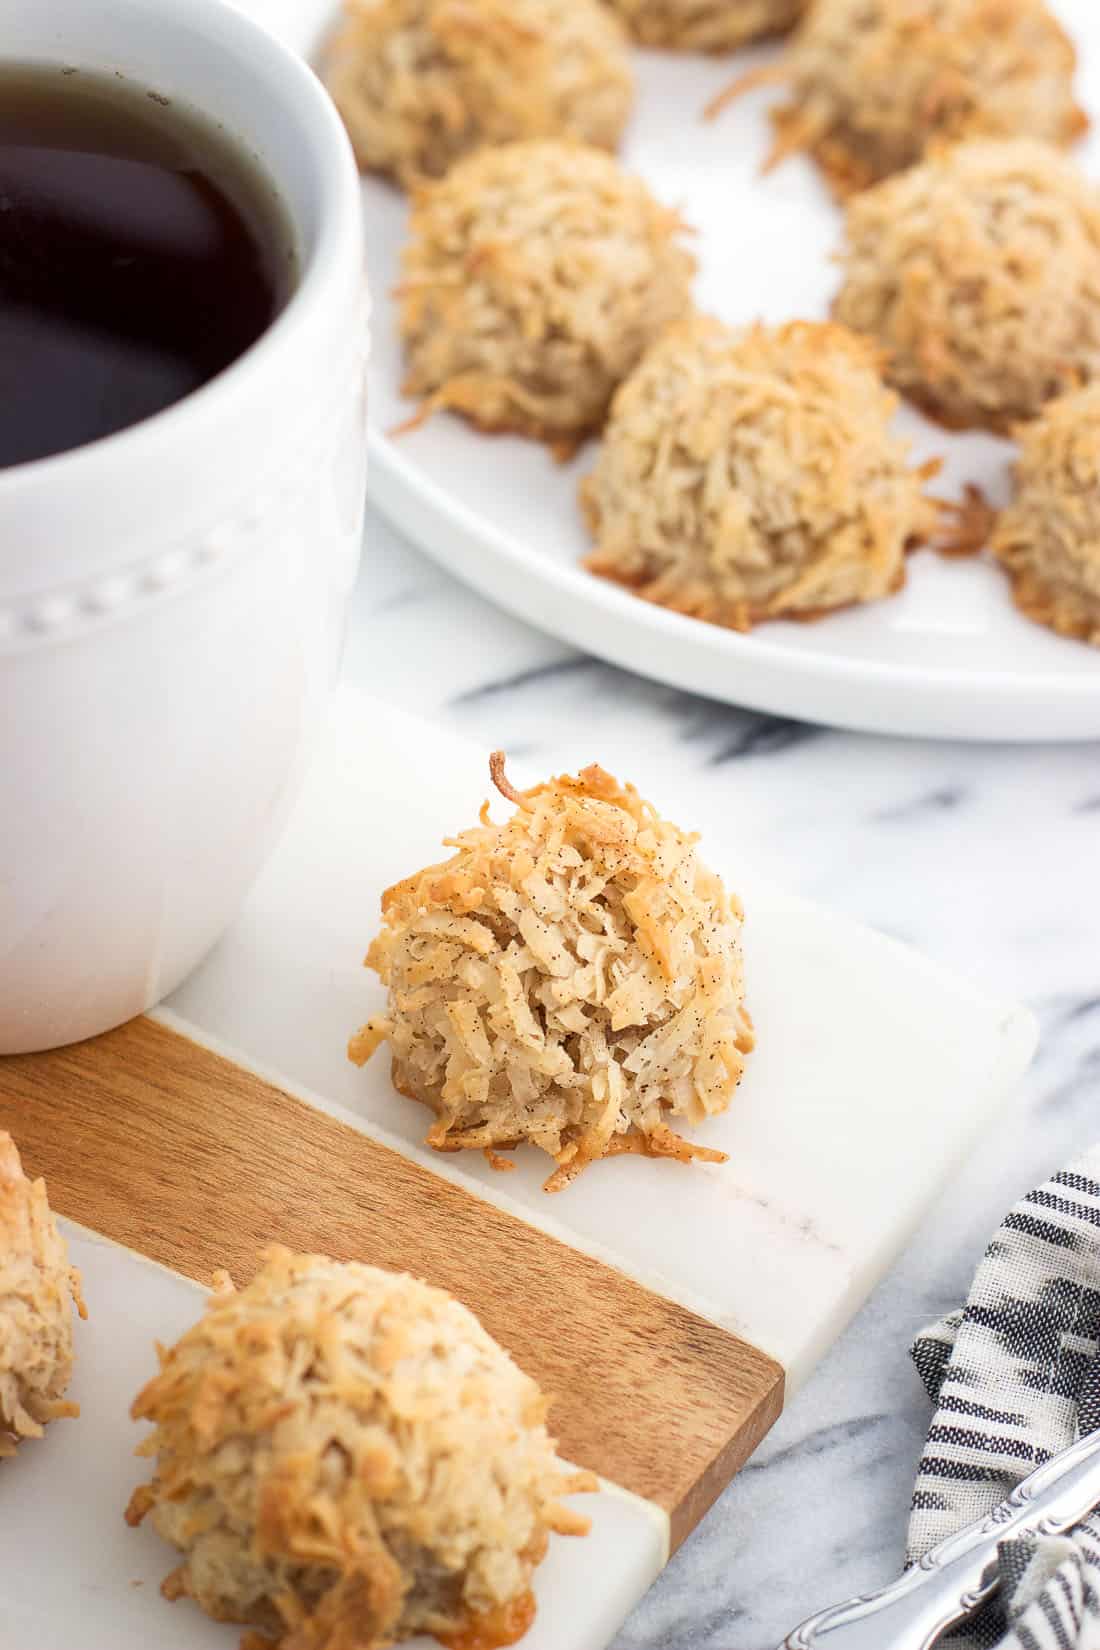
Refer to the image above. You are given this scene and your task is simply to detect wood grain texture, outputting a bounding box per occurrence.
[1,1015,784,1550]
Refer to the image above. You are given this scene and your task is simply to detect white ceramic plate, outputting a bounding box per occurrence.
[254,0,1100,742]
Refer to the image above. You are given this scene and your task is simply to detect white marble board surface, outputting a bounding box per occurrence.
[244,0,1100,741]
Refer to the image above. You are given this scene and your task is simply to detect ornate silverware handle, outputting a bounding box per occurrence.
[780,1428,1100,1650]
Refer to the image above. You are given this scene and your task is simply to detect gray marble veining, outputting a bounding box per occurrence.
[343,503,1100,1650]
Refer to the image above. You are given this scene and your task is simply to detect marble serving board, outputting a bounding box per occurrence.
[1,688,1037,1649]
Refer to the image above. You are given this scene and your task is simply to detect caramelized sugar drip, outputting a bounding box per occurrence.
[437,1591,538,1650]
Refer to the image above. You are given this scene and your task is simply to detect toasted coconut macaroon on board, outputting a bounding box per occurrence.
[1,690,1037,1650]
[255,0,1100,741]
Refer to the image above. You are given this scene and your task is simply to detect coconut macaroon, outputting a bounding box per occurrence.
[711,0,1086,198]
[990,386,1100,646]
[397,140,695,450]
[833,140,1100,434]
[605,0,802,53]
[0,1132,86,1457]
[350,757,753,1191]
[324,0,634,188]
[127,1246,591,1648]
[582,314,940,629]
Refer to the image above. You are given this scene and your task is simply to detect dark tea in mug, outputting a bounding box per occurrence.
[0,65,295,469]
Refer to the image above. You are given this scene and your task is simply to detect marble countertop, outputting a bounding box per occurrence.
[343,503,1100,1650]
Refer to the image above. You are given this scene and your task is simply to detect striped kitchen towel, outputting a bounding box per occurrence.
[908,1144,1100,1649]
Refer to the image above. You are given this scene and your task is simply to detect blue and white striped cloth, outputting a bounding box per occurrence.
[908,1146,1100,1649]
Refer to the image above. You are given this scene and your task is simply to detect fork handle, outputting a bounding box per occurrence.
[781,1428,1100,1650]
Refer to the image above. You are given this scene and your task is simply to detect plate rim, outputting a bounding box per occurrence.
[366,429,1100,742]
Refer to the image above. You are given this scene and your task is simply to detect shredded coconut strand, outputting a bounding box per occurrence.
[351,760,753,1191]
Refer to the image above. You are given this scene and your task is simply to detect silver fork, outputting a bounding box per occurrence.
[780,1427,1100,1649]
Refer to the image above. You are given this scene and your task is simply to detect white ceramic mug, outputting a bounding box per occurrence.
[0,0,367,1053]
